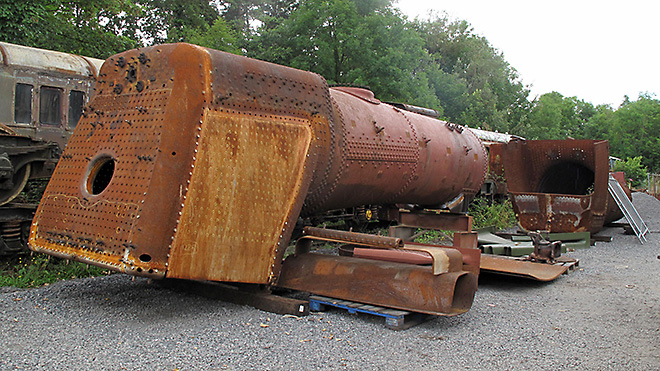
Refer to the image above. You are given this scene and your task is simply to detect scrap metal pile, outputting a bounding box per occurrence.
[27,43,627,318]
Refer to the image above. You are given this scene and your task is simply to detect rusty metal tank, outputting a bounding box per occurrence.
[28,43,486,292]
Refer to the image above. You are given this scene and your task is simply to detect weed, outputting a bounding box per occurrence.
[0,253,112,289]
[468,198,517,230]
[413,229,452,244]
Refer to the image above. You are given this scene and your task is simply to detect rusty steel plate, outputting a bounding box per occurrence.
[480,255,569,281]
[491,139,610,233]
[167,111,313,282]
[277,253,478,316]
[29,44,327,282]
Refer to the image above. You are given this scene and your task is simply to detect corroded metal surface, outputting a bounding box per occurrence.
[526,231,562,263]
[30,43,324,282]
[300,226,403,250]
[277,253,478,316]
[29,43,486,315]
[312,86,487,212]
[480,255,571,281]
[491,139,610,233]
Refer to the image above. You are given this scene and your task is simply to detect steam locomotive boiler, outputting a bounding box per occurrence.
[29,43,487,315]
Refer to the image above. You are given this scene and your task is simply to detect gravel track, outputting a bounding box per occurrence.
[1,193,659,370]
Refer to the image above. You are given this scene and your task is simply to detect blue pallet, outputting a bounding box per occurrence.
[309,295,426,330]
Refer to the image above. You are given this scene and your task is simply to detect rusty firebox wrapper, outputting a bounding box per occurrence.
[29,43,486,288]
[490,139,611,234]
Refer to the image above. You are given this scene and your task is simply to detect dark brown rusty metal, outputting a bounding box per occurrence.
[526,231,562,264]
[352,247,433,265]
[30,43,325,282]
[396,209,473,232]
[277,253,477,316]
[300,226,403,250]
[308,86,487,213]
[490,139,610,233]
[480,255,571,281]
[29,43,487,315]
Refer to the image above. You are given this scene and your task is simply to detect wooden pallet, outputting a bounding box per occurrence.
[309,295,428,330]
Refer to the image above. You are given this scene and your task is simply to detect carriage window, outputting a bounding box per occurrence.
[39,86,62,126]
[68,90,85,128]
[15,83,33,124]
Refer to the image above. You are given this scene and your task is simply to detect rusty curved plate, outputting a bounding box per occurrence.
[480,255,569,281]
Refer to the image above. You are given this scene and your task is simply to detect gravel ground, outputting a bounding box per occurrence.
[1,193,659,371]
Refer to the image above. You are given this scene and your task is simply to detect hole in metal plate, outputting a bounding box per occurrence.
[86,156,115,195]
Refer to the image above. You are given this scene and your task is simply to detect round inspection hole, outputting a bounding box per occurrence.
[139,254,152,262]
[86,157,115,195]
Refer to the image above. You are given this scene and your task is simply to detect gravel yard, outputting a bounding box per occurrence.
[1,193,659,370]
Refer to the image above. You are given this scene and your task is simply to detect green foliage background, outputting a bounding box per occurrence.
[0,0,657,171]
[613,156,648,188]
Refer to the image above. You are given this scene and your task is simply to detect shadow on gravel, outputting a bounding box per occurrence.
[477,272,554,290]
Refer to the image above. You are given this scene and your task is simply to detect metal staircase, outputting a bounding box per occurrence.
[608,174,649,243]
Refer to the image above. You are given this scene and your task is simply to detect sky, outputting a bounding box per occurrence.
[394,0,660,107]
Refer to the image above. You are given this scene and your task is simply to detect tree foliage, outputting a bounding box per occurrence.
[247,0,441,109]
[613,156,648,188]
[416,15,530,132]
[607,94,660,172]
[520,92,596,140]
[1,0,658,172]
[0,0,138,58]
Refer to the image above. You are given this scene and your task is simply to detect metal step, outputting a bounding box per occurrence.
[608,175,649,243]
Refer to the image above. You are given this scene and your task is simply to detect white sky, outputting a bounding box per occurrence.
[395,0,660,107]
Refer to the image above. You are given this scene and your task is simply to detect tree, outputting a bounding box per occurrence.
[519,92,597,140]
[608,93,660,172]
[415,15,529,131]
[187,16,241,54]
[247,0,440,109]
[132,0,219,45]
[0,0,138,58]
[581,104,614,140]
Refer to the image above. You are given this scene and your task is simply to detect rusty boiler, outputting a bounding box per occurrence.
[29,43,486,316]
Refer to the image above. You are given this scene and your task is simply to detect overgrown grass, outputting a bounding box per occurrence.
[412,199,517,244]
[413,229,453,244]
[0,253,112,289]
[468,198,517,230]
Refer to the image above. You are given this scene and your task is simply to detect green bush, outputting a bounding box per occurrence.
[612,156,648,188]
[468,198,517,230]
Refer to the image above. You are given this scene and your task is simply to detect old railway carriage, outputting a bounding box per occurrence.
[0,42,103,253]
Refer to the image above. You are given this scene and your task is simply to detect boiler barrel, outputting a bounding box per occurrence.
[303,86,486,213]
